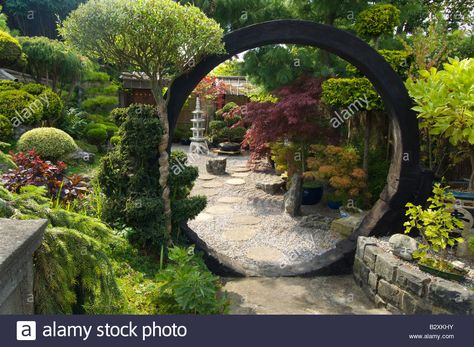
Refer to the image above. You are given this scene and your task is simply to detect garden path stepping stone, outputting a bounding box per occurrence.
[222,226,258,241]
[206,205,234,215]
[202,182,224,189]
[226,178,246,186]
[246,246,285,263]
[218,196,245,204]
[231,215,261,225]
[231,167,251,173]
[198,174,217,181]
[231,172,250,178]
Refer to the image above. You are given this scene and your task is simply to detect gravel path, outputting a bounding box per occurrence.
[173,145,345,276]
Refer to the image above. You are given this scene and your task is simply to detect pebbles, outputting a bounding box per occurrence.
[177,146,343,276]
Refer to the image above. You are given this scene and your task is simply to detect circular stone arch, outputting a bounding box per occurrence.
[168,20,433,275]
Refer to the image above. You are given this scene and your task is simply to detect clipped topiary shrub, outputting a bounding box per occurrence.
[99,104,206,250]
[0,89,44,125]
[39,89,64,126]
[0,114,13,140]
[82,95,118,115]
[86,126,108,151]
[0,30,22,66]
[20,83,48,95]
[17,127,78,160]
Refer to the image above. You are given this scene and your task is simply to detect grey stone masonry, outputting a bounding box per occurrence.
[0,219,47,314]
[353,236,474,315]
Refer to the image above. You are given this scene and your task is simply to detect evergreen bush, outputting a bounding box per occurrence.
[98,104,206,250]
[17,127,78,160]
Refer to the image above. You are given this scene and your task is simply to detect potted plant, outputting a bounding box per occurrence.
[302,178,323,205]
[404,183,467,282]
[327,192,345,210]
[307,145,368,209]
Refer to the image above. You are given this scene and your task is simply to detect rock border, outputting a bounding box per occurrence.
[353,237,474,314]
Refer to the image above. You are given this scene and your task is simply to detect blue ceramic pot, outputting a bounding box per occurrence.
[302,186,323,205]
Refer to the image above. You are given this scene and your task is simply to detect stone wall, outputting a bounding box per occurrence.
[353,237,474,315]
[0,219,47,314]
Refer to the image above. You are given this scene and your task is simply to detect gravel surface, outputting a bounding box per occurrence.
[173,145,344,276]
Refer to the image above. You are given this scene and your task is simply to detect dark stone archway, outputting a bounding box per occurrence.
[168,20,433,275]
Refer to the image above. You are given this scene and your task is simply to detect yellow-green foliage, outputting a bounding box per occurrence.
[404,183,464,260]
[0,30,22,66]
[0,114,13,140]
[347,50,412,78]
[321,77,383,110]
[0,89,44,124]
[0,185,123,314]
[355,4,401,39]
[18,127,78,160]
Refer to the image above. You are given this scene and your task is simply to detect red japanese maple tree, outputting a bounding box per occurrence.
[242,76,336,159]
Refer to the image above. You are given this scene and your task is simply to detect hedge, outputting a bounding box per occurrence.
[17,127,78,160]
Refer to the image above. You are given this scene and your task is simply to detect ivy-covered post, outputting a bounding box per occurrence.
[61,0,225,251]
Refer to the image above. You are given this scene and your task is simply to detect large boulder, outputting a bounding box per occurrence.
[389,234,418,261]
[206,158,227,175]
[284,175,302,216]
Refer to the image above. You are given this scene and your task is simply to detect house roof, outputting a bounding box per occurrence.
[0,68,35,83]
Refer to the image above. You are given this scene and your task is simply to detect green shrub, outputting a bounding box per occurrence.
[110,107,128,126]
[222,102,238,113]
[20,83,47,95]
[0,30,22,66]
[0,185,123,314]
[86,126,108,150]
[82,95,118,115]
[17,127,78,160]
[155,246,227,314]
[61,108,90,139]
[209,120,226,133]
[110,135,121,146]
[0,89,44,125]
[0,80,20,92]
[347,50,412,78]
[39,89,64,126]
[222,126,246,142]
[355,4,400,39]
[0,114,13,140]
[98,104,206,250]
[469,237,474,253]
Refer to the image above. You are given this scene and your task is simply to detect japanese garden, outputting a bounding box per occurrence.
[0,0,473,315]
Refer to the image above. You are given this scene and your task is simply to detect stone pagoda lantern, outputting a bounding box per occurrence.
[189,97,209,154]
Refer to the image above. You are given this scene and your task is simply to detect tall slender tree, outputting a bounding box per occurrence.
[61,0,225,249]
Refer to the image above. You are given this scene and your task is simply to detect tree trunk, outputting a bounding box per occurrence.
[157,101,172,247]
[150,80,172,248]
[363,111,370,174]
[469,149,474,192]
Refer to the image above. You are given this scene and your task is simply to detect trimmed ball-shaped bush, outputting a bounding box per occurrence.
[86,127,108,147]
[0,115,13,140]
[40,89,64,125]
[0,31,22,66]
[17,127,78,160]
[0,89,44,125]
